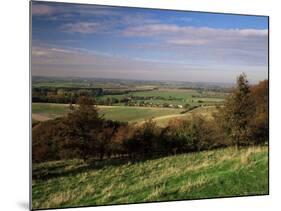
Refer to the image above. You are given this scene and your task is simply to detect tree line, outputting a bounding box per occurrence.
[32,86,155,105]
[32,74,268,163]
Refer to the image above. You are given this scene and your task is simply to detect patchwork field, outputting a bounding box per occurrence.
[32,146,268,209]
[32,103,218,126]
[32,103,187,124]
[97,88,225,106]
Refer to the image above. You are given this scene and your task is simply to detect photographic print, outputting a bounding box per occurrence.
[31,1,269,209]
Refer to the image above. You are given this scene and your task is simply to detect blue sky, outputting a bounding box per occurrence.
[31,1,268,83]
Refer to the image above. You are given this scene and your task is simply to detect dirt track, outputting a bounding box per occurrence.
[32,114,51,122]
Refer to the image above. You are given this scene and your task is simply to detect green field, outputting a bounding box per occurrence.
[32,103,185,124]
[32,103,69,119]
[32,146,268,209]
[97,88,225,106]
[98,106,183,123]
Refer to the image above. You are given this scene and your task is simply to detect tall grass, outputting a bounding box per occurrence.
[32,146,268,209]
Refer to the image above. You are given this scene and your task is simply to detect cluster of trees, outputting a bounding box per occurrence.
[179,86,231,93]
[32,87,102,104]
[32,74,268,163]
[32,87,156,105]
[32,110,222,163]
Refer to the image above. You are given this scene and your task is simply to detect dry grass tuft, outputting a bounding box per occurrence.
[146,183,166,200]
[179,175,209,193]
[240,147,260,165]
[45,190,75,208]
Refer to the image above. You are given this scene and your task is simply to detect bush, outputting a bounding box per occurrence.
[160,115,220,155]
[123,120,160,158]
[32,118,63,163]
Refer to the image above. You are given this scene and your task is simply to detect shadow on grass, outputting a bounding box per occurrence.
[33,145,254,181]
[32,153,170,181]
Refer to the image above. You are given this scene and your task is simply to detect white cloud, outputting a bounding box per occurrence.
[59,15,160,34]
[122,24,268,67]
[32,47,78,57]
[123,24,268,39]
[60,22,100,34]
[167,39,209,46]
[32,49,48,56]
[123,24,183,36]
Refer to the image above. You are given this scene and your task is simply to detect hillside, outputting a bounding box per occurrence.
[32,146,268,209]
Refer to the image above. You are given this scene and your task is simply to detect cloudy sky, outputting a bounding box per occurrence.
[31,1,268,83]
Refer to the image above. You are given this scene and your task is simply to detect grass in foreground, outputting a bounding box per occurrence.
[32,146,268,209]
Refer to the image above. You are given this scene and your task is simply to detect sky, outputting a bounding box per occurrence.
[31,1,268,84]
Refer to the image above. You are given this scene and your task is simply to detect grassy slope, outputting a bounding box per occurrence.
[153,106,217,127]
[32,146,268,209]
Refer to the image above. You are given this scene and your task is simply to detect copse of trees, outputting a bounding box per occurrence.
[32,74,269,163]
[33,97,127,162]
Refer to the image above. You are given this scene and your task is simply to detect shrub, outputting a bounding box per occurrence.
[32,118,63,163]
[161,115,220,155]
[123,120,160,158]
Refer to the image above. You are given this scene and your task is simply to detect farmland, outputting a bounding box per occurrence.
[32,77,227,107]
[32,146,268,209]
[96,88,225,106]
[32,77,226,125]
[32,103,217,126]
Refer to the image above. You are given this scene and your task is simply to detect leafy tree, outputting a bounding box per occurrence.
[217,73,255,146]
[60,96,104,161]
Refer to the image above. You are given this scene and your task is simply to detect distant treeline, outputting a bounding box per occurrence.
[179,86,232,93]
[32,86,156,104]
[32,74,268,163]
